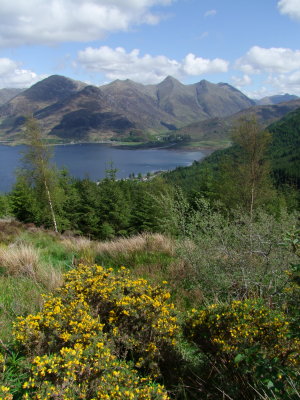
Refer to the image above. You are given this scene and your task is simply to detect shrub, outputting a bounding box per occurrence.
[0,353,13,400]
[185,299,300,398]
[11,264,178,399]
[177,208,299,303]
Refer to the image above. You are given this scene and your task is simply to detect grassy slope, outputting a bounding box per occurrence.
[163,108,300,192]
[0,223,186,343]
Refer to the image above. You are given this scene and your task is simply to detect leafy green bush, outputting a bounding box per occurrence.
[177,206,299,304]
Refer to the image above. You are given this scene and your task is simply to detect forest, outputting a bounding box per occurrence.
[0,113,299,399]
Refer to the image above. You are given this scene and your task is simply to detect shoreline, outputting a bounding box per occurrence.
[0,139,220,154]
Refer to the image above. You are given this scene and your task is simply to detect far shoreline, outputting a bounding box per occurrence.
[0,139,222,154]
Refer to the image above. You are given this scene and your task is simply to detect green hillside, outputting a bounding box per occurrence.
[164,108,300,197]
[268,107,300,187]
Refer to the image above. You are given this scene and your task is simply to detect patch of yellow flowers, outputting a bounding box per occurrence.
[186,299,299,368]
[12,264,178,399]
[0,354,12,400]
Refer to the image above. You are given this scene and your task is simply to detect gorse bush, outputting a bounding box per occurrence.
[185,299,300,398]
[9,264,178,399]
[0,353,12,400]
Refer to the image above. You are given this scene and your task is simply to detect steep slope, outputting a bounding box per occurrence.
[0,75,87,138]
[155,76,208,123]
[45,85,135,140]
[0,88,25,106]
[268,107,300,186]
[176,99,300,143]
[0,74,256,142]
[193,80,255,117]
[0,75,86,117]
[101,78,180,131]
[101,76,255,129]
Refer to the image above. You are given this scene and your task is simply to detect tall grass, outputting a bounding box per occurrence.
[0,244,63,289]
[0,244,40,280]
[94,233,174,255]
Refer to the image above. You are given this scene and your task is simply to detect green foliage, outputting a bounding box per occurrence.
[0,195,12,218]
[268,107,300,188]
[176,206,299,303]
[0,276,45,343]
[185,299,300,399]
[282,229,300,337]
[9,176,40,224]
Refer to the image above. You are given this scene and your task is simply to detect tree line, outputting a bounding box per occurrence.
[0,115,299,238]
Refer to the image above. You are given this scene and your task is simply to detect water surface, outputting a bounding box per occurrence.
[0,143,207,193]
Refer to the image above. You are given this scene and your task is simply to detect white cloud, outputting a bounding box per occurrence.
[266,71,300,94]
[182,53,228,75]
[278,0,300,20]
[235,46,300,96]
[77,46,229,83]
[204,9,217,17]
[236,46,300,74]
[231,74,252,87]
[0,57,46,88]
[0,0,174,47]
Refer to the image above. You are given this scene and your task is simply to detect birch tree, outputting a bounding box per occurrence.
[21,116,58,232]
[218,116,274,216]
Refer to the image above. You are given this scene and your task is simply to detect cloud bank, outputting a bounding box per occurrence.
[77,46,229,84]
[0,0,174,47]
[235,45,300,96]
[236,46,300,74]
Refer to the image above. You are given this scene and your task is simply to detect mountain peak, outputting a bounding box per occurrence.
[23,75,87,102]
[160,76,181,85]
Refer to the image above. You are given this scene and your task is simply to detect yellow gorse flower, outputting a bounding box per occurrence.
[12,264,176,399]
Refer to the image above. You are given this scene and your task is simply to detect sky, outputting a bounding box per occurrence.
[0,0,300,99]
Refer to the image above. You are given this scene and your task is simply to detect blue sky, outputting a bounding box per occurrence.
[0,0,300,98]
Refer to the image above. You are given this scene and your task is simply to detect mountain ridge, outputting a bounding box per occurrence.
[0,75,254,141]
[0,74,295,144]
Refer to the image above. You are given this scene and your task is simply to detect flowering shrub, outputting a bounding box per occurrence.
[185,299,300,396]
[0,353,12,400]
[12,264,178,399]
[57,264,179,374]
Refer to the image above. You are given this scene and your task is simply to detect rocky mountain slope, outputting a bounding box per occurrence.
[176,99,300,143]
[0,75,255,142]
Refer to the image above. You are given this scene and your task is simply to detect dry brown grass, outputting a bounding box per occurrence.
[0,243,63,290]
[94,233,175,256]
[61,233,174,265]
[0,243,40,279]
[61,236,93,252]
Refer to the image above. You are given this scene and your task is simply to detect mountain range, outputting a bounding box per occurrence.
[0,75,299,144]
